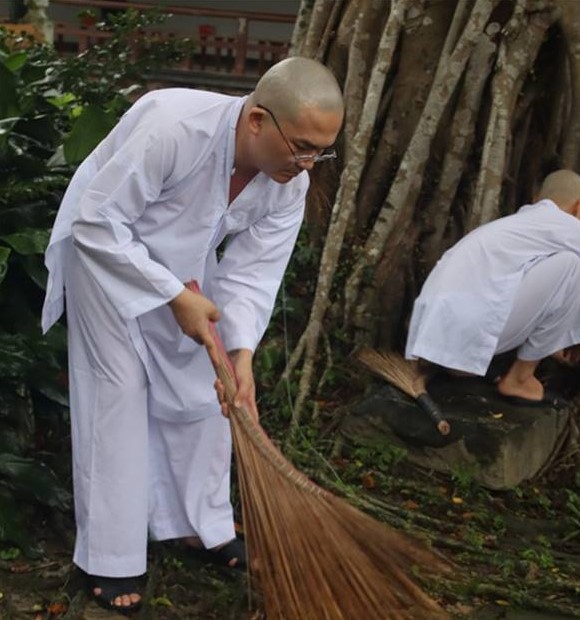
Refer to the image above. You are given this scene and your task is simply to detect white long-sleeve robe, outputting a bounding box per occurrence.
[406,199,580,375]
[42,88,309,422]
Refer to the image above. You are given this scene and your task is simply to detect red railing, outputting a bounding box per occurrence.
[49,0,295,76]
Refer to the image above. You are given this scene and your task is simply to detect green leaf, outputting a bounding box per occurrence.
[0,385,33,427]
[19,255,48,289]
[0,63,20,119]
[45,91,76,109]
[0,247,11,284]
[64,104,116,163]
[4,52,27,73]
[0,454,71,509]
[0,333,33,378]
[0,546,21,561]
[0,116,20,137]
[31,379,69,408]
[0,486,31,549]
[0,428,28,455]
[0,228,50,255]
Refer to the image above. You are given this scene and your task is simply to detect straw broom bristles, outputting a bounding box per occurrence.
[355,346,451,436]
[187,282,452,620]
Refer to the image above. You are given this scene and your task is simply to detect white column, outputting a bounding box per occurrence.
[24,0,54,43]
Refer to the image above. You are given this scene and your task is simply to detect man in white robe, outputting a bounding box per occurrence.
[406,170,580,405]
[41,57,344,611]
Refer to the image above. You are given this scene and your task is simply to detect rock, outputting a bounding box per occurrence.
[472,605,577,619]
[340,376,572,490]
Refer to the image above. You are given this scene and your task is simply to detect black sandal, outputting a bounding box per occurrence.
[89,575,143,614]
[499,391,567,409]
[188,537,246,570]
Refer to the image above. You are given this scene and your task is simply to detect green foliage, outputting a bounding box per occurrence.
[520,544,555,570]
[0,10,194,553]
[254,228,324,425]
[564,490,580,542]
[450,462,483,499]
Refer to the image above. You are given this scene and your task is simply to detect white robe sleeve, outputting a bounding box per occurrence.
[70,127,186,320]
[210,193,306,353]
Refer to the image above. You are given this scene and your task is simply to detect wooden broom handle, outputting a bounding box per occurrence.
[185,280,240,403]
[186,280,335,498]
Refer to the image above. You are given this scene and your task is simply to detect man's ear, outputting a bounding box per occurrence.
[568,198,580,218]
[247,107,266,137]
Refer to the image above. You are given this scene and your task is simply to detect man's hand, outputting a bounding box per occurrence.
[214,349,259,421]
[563,344,580,365]
[169,287,220,368]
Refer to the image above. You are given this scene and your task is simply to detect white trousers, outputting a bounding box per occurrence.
[65,254,235,578]
[496,251,580,360]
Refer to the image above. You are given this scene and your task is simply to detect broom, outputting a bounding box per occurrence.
[187,281,451,620]
[355,346,451,436]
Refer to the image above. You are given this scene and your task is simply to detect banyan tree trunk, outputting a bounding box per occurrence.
[285,0,576,430]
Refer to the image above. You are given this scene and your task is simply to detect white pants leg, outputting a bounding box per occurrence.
[66,254,150,578]
[65,251,236,577]
[148,414,236,549]
[496,252,580,360]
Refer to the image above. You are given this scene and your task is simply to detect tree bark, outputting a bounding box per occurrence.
[315,0,348,63]
[346,0,498,329]
[420,26,498,272]
[284,0,577,440]
[355,0,456,230]
[285,0,417,430]
[300,0,337,58]
[290,0,316,56]
[468,3,557,228]
[556,0,580,170]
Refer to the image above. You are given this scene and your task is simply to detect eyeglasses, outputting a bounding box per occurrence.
[256,104,337,163]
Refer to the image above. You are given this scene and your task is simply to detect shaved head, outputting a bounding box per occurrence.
[538,169,580,212]
[251,57,344,121]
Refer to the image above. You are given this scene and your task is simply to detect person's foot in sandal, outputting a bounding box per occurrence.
[495,358,567,408]
[183,536,246,570]
[89,574,143,614]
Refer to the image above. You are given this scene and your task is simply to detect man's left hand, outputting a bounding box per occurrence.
[214,349,259,421]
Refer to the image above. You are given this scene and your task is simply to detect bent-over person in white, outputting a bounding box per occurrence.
[41,58,344,612]
[406,170,580,407]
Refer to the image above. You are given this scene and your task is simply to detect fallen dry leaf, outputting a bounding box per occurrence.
[361,473,376,489]
[48,601,68,616]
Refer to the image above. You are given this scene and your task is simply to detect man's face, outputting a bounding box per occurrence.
[249,105,343,183]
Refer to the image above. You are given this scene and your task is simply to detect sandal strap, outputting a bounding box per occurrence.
[216,538,246,567]
[90,575,142,608]
[189,537,247,569]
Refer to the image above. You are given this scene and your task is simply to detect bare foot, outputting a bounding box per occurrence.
[497,359,543,401]
[93,587,141,609]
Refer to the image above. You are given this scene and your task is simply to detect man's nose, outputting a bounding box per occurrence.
[296,158,315,171]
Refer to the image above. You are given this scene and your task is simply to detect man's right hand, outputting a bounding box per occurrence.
[169,287,221,368]
[563,344,580,365]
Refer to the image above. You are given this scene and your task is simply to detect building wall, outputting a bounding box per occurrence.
[47,1,299,43]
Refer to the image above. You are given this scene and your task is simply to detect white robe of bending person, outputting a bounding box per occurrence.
[406,199,580,375]
[40,89,308,576]
[42,88,309,422]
